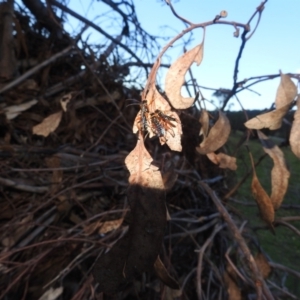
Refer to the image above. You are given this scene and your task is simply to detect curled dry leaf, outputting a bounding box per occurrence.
[255,252,271,279]
[60,93,72,112]
[199,109,209,138]
[206,152,237,170]
[33,111,62,137]
[244,103,290,130]
[245,74,296,131]
[257,131,290,210]
[3,99,38,120]
[249,152,275,233]
[196,111,231,154]
[275,73,297,108]
[165,40,204,109]
[290,96,300,158]
[93,135,167,293]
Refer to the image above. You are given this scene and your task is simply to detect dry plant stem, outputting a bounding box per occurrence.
[266,280,298,300]
[49,0,144,66]
[199,181,274,300]
[45,33,123,97]
[269,262,300,279]
[225,248,248,283]
[274,220,300,236]
[76,49,131,129]
[195,223,224,300]
[144,18,249,92]
[84,115,122,154]
[276,216,300,222]
[237,72,299,94]
[165,0,194,26]
[43,245,95,289]
[223,153,267,200]
[0,45,73,95]
[0,176,49,193]
[221,0,268,110]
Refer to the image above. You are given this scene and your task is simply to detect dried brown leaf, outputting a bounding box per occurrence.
[249,152,275,232]
[290,96,300,158]
[257,131,290,209]
[125,135,164,189]
[38,287,63,300]
[60,93,72,112]
[199,109,209,138]
[33,111,62,137]
[165,41,204,109]
[154,256,180,289]
[196,111,231,154]
[224,271,241,300]
[94,136,167,293]
[255,252,271,279]
[275,73,297,108]
[244,103,290,130]
[84,218,124,235]
[206,152,237,170]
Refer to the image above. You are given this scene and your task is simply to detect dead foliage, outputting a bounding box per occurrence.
[0,1,299,300]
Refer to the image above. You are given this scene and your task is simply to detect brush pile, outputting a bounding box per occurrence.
[0,1,299,299]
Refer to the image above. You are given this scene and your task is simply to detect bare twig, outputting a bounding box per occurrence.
[199,181,274,300]
[0,45,73,95]
[195,223,224,300]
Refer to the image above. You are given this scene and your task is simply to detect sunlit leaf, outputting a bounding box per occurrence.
[165,40,204,109]
[275,73,297,108]
[244,104,290,130]
[290,96,300,158]
[196,111,231,154]
[257,131,290,210]
[125,134,164,188]
[33,111,62,137]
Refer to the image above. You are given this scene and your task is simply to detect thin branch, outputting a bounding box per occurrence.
[199,181,274,300]
[274,220,300,236]
[49,0,144,66]
[165,0,194,26]
[0,45,73,95]
[195,223,224,300]
[269,262,300,279]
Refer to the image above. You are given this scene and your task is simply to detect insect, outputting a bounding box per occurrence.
[131,99,177,142]
[149,109,177,141]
